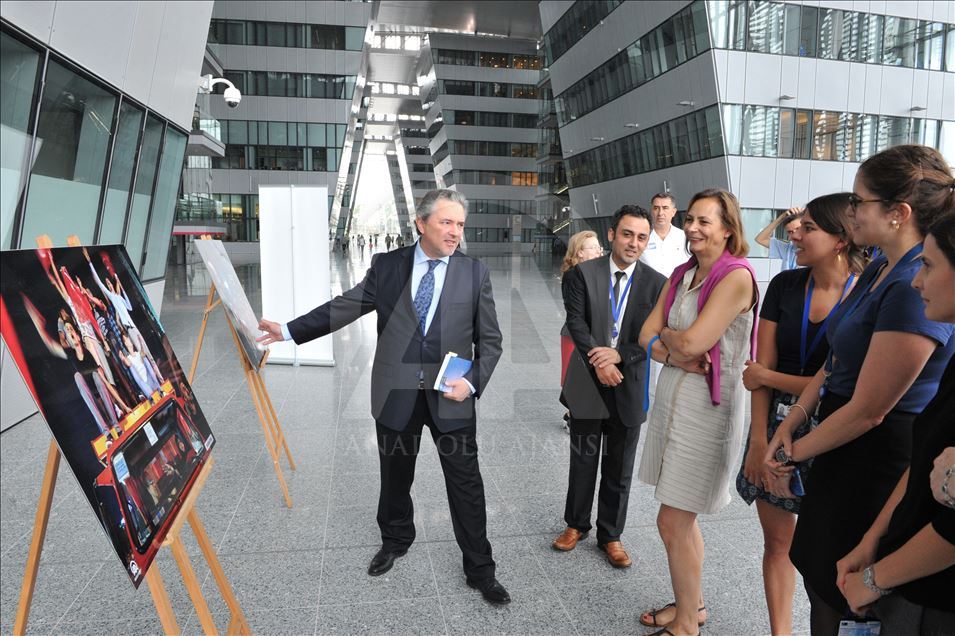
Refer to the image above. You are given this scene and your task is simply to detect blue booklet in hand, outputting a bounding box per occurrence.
[434,352,472,393]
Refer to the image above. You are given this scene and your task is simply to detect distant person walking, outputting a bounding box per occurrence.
[358,234,366,257]
[385,234,393,251]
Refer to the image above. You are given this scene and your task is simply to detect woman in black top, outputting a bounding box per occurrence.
[736,193,865,635]
[837,213,955,633]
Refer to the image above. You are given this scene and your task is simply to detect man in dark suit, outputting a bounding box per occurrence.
[554,205,666,568]
[257,190,508,604]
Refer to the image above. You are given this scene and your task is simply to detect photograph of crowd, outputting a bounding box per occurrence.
[0,245,215,587]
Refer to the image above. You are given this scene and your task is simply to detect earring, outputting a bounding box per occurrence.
[837,251,843,262]
[890,219,900,229]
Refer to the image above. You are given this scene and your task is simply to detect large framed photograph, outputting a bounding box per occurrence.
[0,245,215,587]
[192,239,266,368]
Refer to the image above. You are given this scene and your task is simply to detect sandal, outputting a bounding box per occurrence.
[645,628,700,636]
[639,602,707,627]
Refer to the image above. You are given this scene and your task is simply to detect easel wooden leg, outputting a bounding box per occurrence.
[188,511,251,635]
[13,439,60,636]
[145,565,181,635]
[188,287,219,384]
[251,369,296,471]
[169,537,217,635]
[245,366,293,508]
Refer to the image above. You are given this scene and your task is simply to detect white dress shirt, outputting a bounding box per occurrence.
[639,225,689,278]
[409,240,450,334]
[609,258,637,348]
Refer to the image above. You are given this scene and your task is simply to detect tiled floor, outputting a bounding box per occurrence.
[0,246,809,634]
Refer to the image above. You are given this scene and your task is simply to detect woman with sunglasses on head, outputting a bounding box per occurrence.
[764,145,955,634]
[736,193,867,635]
[835,213,955,633]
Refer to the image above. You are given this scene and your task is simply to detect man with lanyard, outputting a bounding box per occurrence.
[554,205,666,567]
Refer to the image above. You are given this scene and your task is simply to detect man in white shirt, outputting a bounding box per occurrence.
[639,193,689,278]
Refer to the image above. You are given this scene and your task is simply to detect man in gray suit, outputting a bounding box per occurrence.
[257,190,508,604]
[553,205,666,568]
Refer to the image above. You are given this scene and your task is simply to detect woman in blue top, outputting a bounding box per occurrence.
[736,192,866,636]
[764,145,955,635]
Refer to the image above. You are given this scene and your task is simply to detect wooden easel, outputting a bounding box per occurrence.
[13,236,250,635]
[187,239,295,508]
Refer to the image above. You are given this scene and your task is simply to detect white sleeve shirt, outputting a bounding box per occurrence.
[639,226,690,278]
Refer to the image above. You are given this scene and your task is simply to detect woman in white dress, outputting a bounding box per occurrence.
[636,189,758,636]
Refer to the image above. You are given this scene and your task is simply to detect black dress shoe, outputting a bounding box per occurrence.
[367,547,407,576]
[466,577,511,605]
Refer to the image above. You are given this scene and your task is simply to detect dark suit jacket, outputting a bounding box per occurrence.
[561,257,665,425]
[287,245,503,432]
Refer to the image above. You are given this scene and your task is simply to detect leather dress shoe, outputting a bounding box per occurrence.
[599,540,632,568]
[552,527,588,551]
[466,577,511,605]
[367,547,407,576]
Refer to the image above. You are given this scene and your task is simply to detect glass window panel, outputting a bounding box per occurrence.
[722,104,743,155]
[817,9,844,60]
[142,128,186,279]
[125,116,163,267]
[778,108,795,158]
[345,27,364,51]
[946,24,955,72]
[812,111,841,161]
[22,60,117,247]
[226,20,245,45]
[0,33,40,248]
[939,121,954,165]
[862,14,884,63]
[794,109,812,159]
[267,121,286,146]
[911,118,939,147]
[883,17,918,66]
[230,120,248,145]
[266,22,286,47]
[336,124,345,147]
[877,115,910,149]
[917,21,945,70]
[743,209,774,257]
[798,6,818,56]
[100,101,144,244]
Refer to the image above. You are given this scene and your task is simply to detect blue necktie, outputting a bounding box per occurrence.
[413,259,440,334]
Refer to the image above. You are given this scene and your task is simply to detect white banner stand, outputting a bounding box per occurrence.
[259,185,334,366]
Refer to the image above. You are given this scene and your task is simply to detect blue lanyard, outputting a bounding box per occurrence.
[609,271,634,339]
[822,243,923,390]
[799,273,855,374]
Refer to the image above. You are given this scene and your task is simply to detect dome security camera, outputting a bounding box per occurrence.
[199,74,242,109]
[223,86,241,108]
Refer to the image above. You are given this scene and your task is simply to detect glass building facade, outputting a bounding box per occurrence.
[708,0,954,70]
[1,26,188,282]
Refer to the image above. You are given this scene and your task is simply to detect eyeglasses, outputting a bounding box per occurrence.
[582,245,603,253]
[848,193,894,211]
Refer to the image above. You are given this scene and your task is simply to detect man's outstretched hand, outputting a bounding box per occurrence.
[257,319,283,345]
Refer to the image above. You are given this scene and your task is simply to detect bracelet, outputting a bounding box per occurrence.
[665,352,672,367]
[862,565,893,597]
[943,465,955,510]
[790,403,810,425]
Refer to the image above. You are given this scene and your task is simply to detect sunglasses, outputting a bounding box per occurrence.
[848,193,894,211]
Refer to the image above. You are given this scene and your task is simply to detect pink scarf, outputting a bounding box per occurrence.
[663,251,759,405]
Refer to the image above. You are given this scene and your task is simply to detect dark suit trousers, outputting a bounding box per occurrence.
[376,392,495,581]
[563,389,641,544]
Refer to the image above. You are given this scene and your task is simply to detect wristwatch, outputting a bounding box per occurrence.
[862,565,893,597]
